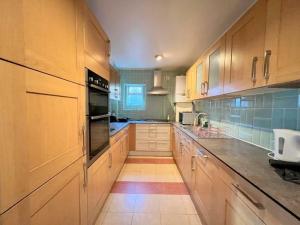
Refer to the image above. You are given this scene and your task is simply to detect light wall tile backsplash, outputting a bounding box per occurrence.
[194,89,300,150]
[113,69,182,120]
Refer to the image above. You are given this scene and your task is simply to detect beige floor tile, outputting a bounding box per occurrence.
[94,212,107,225]
[134,194,161,213]
[102,212,133,225]
[182,195,198,215]
[132,213,161,225]
[117,170,141,181]
[188,215,203,225]
[161,214,190,225]
[159,195,187,214]
[108,194,137,213]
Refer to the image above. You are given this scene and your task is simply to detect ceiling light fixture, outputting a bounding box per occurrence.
[155,54,163,61]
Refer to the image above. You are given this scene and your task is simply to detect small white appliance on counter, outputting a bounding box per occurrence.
[271,129,300,162]
[179,112,196,125]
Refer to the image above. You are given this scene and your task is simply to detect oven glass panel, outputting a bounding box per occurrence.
[89,117,109,159]
[89,88,109,116]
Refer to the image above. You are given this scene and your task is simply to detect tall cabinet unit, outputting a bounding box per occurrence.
[224,0,267,93]
[84,6,110,81]
[265,0,300,85]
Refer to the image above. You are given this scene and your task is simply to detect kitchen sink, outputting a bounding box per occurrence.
[182,125,231,139]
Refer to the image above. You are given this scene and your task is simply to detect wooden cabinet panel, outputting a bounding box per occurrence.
[0,157,87,225]
[0,61,85,214]
[87,151,110,225]
[204,37,225,97]
[23,0,85,84]
[84,7,110,80]
[110,65,121,100]
[194,58,206,99]
[224,0,267,93]
[186,64,196,100]
[265,0,300,85]
[0,0,25,64]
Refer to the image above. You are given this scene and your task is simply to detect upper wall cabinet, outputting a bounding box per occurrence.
[0,1,25,64]
[23,0,85,84]
[84,7,110,80]
[194,58,206,99]
[204,37,226,97]
[265,0,300,85]
[224,0,267,93]
[0,61,85,214]
[186,64,196,100]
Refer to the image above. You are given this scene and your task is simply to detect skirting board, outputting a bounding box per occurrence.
[128,151,173,157]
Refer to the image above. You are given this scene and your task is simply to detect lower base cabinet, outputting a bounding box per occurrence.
[87,127,129,225]
[0,157,87,225]
[87,151,110,225]
[173,126,299,225]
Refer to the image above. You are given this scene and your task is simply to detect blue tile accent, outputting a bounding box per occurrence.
[194,89,300,150]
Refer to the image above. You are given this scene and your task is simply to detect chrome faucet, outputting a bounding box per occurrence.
[193,112,208,127]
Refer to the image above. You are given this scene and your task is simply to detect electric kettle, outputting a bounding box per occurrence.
[269,129,300,162]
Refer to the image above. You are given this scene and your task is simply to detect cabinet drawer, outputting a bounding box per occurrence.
[136,140,170,151]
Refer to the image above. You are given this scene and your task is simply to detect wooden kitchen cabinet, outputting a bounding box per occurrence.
[0,157,87,225]
[265,0,300,85]
[0,60,85,214]
[204,37,226,97]
[84,6,110,80]
[224,0,267,93]
[186,64,196,100]
[0,0,25,65]
[23,0,85,84]
[135,124,171,152]
[87,151,110,225]
[194,58,206,99]
[110,65,121,100]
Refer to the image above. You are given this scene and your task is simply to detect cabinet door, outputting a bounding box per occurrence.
[84,7,110,80]
[265,0,300,85]
[0,61,85,214]
[88,151,110,225]
[0,0,25,64]
[185,65,196,100]
[23,0,85,84]
[0,157,87,225]
[194,60,205,99]
[224,0,267,93]
[221,184,265,225]
[205,37,225,97]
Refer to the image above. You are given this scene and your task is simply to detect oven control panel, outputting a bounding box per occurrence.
[87,69,109,90]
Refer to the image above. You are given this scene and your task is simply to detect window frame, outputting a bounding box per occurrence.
[123,83,146,111]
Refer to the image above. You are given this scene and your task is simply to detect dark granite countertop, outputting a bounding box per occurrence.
[174,123,300,220]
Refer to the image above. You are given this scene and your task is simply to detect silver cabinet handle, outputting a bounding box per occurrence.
[263,50,271,81]
[82,125,85,154]
[83,162,88,189]
[109,152,112,168]
[204,81,209,95]
[251,56,258,83]
[232,183,264,210]
[191,155,196,171]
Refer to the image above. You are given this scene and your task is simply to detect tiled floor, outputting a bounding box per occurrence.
[95,156,202,225]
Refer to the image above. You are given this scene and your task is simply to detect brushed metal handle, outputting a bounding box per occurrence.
[83,163,88,189]
[263,50,271,81]
[82,125,85,154]
[232,183,264,210]
[251,56,258,83]
[191,155,196,171]
[204,81,209,95]
[109,152,112,168]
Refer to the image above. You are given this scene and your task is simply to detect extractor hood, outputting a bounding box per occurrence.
[147,70,169,95]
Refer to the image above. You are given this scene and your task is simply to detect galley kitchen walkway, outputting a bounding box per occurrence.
[94,156,202,225]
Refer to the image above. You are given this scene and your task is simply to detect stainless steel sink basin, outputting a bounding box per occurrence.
[182,126,231,139]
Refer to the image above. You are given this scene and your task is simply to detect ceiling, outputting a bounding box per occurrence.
[87,0,255,70]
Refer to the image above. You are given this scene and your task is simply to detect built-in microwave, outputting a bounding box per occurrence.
[86,69,110,166]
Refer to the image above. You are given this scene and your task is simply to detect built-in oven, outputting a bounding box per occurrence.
[86,69,110,166]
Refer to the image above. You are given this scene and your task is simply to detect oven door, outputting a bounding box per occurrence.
[88,85,109,116]
[87,114,110,166]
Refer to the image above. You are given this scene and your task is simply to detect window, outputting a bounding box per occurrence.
[123,84,146,110]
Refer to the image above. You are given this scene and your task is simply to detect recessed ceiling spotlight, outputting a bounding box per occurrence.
[155,54,163,61]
